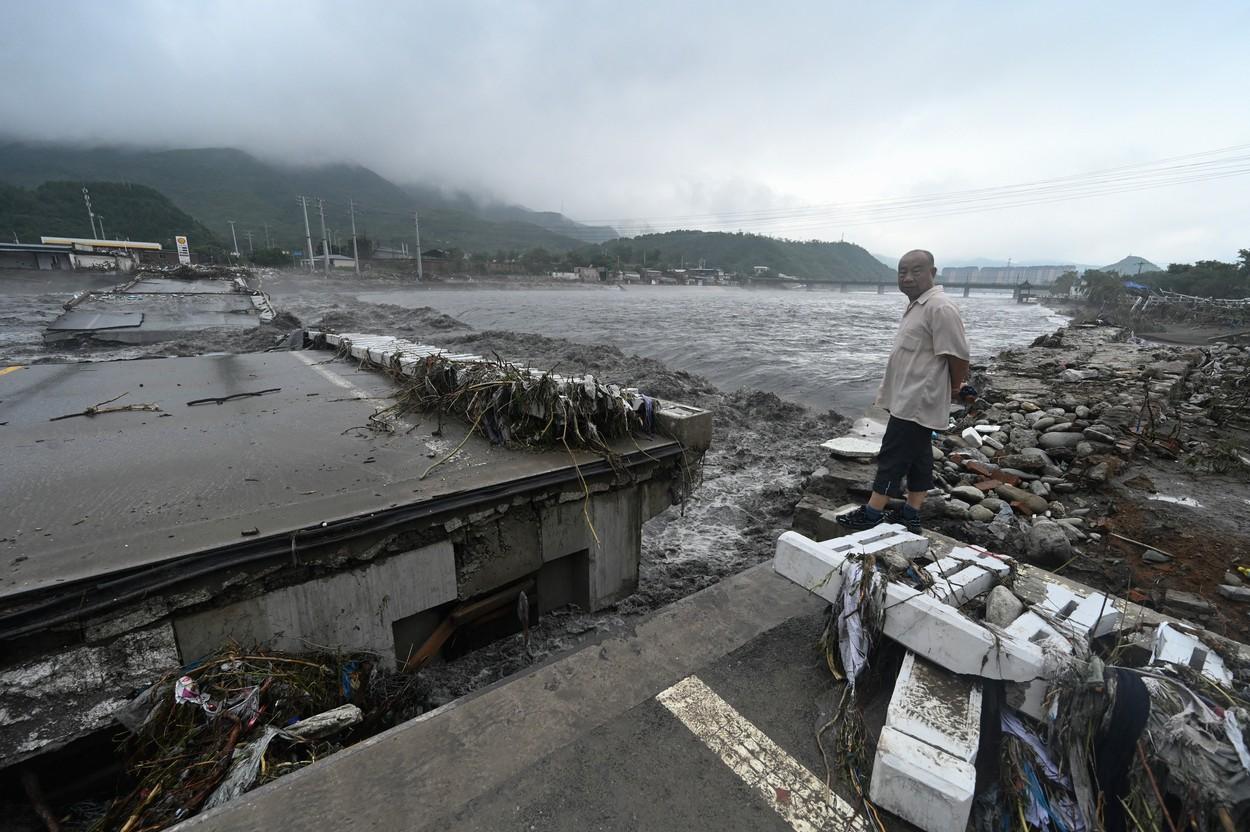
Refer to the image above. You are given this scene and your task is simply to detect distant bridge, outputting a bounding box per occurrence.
[749,276,1056,297]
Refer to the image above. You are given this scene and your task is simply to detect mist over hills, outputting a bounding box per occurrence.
[0,142,609,254]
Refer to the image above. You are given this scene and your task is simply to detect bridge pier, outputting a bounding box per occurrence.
[963,284,971,298]
[840,282,848,293]
[877,282,885,295]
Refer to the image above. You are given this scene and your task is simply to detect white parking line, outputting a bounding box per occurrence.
[656,675,867,832]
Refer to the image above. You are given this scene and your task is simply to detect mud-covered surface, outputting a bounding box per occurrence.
[1,269,846,726]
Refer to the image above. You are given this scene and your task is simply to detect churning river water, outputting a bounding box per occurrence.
[355,284,1068,417]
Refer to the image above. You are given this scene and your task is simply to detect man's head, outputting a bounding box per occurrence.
[897,249,936,300]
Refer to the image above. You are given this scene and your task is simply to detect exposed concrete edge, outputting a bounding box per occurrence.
[175,560,827,832]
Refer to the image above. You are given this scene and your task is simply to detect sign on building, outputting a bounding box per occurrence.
[175,235,191,265]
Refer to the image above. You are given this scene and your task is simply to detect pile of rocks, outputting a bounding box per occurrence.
[802,325,1250,576]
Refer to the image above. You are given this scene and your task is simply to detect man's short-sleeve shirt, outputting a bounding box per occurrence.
[875,286,971,431]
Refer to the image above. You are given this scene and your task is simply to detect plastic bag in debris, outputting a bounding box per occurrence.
[202,725,285,811]
[117,680,173,734]
[834,561,884,691]
[1142,674,1250,807]
[174,675,220,716]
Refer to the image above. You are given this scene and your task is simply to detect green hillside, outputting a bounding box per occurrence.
[0,181,218,250]
[0,143,590,255]
[590,230,894,282]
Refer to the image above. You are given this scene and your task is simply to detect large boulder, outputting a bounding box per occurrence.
[985,585,1025,627]
[1007,427,1040,451]
[950,485,985,504]
[1025,517,1074,566]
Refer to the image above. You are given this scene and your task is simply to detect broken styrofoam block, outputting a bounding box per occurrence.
[820,435,882,459]
[774,531,850,602]
[818,524,930,560]
[960,427,984,448]
[869,726,976,832]
[1036,583,1122,639]
[1151,622,1233,687]
[925,564,995,607]
[885,652,982,763]
[882,582,1047,684]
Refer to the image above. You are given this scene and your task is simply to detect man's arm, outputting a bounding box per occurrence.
[945,355,970,400]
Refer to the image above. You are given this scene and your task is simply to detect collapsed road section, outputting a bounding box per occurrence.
[43,267,276,345]
[0,333,711,780]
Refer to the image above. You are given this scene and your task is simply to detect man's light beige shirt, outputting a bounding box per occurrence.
[875,286,971,431]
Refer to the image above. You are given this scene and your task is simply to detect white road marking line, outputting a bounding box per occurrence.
[292,351,368,395]
[656,675,866,832]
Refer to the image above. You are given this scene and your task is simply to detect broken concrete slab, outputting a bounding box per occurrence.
[869,726,977,832]
[884,652,982,763]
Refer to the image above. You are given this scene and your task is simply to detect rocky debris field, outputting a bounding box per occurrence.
[800,324,1250,640]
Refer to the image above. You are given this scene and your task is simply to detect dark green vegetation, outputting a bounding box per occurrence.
[1058,250,1250,303]
[592,230,893,282]
[0,143,611,254]
[0,180,218,250]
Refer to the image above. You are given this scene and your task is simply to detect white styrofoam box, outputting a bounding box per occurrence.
[925,564,995,607]
[960,427,984,448]
[819,524,930,560]
[869,726,977,832]
[1000,611,1075,721]
[883,583,1047,683]
[885,652,982,763]
[776,531,1045,683]
[1151,622,1233,686]
[774,530,850,603]
[1036,583,1122,639]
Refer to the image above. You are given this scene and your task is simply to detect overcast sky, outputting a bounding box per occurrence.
[2,1,1248,265]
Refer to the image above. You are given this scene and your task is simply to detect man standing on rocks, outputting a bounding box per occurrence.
[839,249,970,533]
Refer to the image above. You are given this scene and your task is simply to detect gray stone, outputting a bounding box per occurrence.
[1019,447,1057,466]
[1048,501,1066,517]
[1083,425,1117,444]
[969,505,995,522]
[1032,416,1057,431]
[1087,462,1110,484]
[1028,480,1049,497]
[1142,549,1171,564]
[994,484,1049,514]
[1218,585,1250,603]
[1045,407,1068,417]
[1056,517,1083,527]
[1044,421,1075,433]
[944,499,971,519]
[1020,401,1040,413]
[1025,517,1074,565]
[1008,427,1039,450]
[999,453,1045,472]
[982,436,1004,451]
[1076,441,1096,458]
[951,485,985,504]
[932,445,945,461]
[1165,590,1213,616]
[1001,467,1039,481]
[1074,405,1091,419]
[980,497,1006,513]
[1039,432,1084,450]
[1224,571,1244,587]
[985,585,1025,627]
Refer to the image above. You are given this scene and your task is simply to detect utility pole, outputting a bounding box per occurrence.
[244,230,254,255]
[317,199,330,274]
[263,223,272,249]
[298,197,315,273]
[349,199,361,276]
[227,220,240,257]
[82,187,99,238]
[97,215,106,240]
[414,210,424,282]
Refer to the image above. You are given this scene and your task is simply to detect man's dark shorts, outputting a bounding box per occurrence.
[873,416,935,496]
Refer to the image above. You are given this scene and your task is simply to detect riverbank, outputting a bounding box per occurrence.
[799,323,1250,640]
